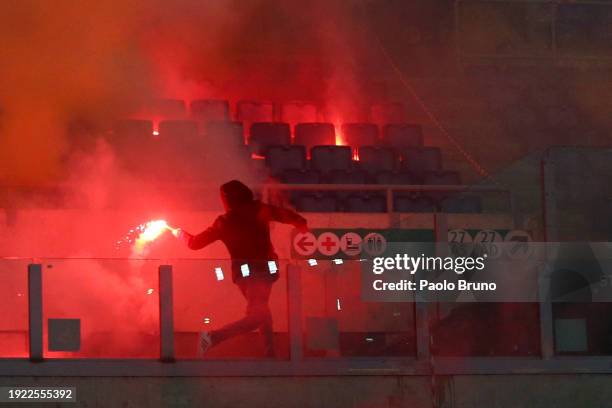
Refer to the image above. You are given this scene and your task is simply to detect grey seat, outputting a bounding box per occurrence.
[310,145,352,174]
[190,99,230,123]
[400,147,442,177]
[295,123,336,149]
[294,193,338,212]
[394,195,436,213]
[341,123,379,148]
[266,145,307,176]
[382,124,423,148]
[441,195,482,213]
[344,194,387,213]
[358,146,397,174]
[249,122,291,154]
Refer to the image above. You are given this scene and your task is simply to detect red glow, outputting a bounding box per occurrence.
[332,120,359,160]
[251,153,265,160]
[121,219,178,256]
[333,122,345,146]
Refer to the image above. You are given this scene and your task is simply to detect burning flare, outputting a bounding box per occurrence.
[117,219,179,256]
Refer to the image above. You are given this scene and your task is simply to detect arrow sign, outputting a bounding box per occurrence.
[293,232,316,256]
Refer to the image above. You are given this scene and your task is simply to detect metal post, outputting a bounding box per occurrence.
[538,273,554,359]
[386,187,393,213]
[434,212,449,257]
[415,300,431,361]
[541,150,557,242]
[28,264,43,361]
[509,190,522,230]
[415,213,449,361]
[159,265,174,362]
[551,2,558,61]
[287,264,303,364]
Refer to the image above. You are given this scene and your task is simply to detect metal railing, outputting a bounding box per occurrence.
[262,183,513,216]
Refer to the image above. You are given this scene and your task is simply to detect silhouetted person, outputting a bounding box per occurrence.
[175,180,308,357]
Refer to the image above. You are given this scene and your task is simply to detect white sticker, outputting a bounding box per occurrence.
[240,264,250,277]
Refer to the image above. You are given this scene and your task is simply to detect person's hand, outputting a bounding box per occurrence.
[171,227,182,238]
[173,228,193,244]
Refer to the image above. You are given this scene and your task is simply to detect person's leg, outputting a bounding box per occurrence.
[253,282,274,357]
[209,280,273,351]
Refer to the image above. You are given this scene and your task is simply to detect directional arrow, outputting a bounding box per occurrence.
[296,235,314,252]
[293,232,317,256]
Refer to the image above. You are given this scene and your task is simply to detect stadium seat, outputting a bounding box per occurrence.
[327,169,368,184]
[266,145,307,176]
[204,121,244,145]
[376,171,426,204]
[113,119,153,140]
[370,102,406,125]
[326,169,369,201]
[344,194,387,213]
[249,122,291,154]
[279,169,320,184]
[280,102,319,125]
[423,170,462,203]
[148,99,187,118]
[294,123,336,148]
[293,193,338,212]
[310,145,352,174]
[110,120,154,168]
[190,99,230,123]
[358,146,397,174]
[400,147,442,176]
[382,124,423,148]
[151,120,205,181]
[375,170,415,185]
[158,120,199,138]
[341,123,379,148]
[202,121,248,166]
[441,195,482,213]
[394,195,436,213]
[423,170,461,185]
[236,100,275,123]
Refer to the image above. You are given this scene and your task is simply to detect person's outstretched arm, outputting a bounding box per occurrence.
[262,203,308,232]
[176,218,222,250]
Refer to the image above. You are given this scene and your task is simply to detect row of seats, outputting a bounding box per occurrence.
[113,119,424,150]
[291,192,482,213]
[250,122,422,151]
[131,99,406,125]
[111,119,452,184]
[268,146,445,178]
[277,168,459,186]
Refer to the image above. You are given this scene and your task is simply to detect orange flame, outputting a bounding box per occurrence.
[133,219,177,255]
[333,121,359,160]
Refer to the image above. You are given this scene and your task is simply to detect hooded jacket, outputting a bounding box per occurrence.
[184,181,306,282]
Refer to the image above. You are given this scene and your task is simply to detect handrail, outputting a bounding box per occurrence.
[262,183,506,192]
